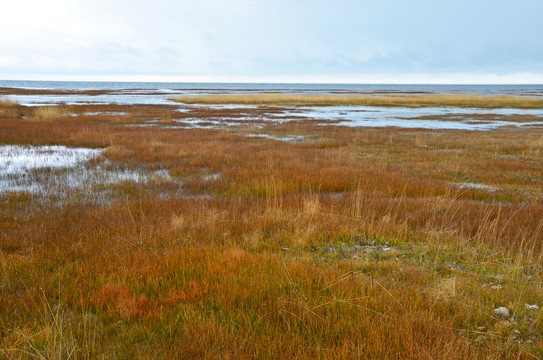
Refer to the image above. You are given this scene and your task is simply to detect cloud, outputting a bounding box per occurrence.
[1,0,542,82]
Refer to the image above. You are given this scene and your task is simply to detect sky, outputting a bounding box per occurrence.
[1,0,543,83]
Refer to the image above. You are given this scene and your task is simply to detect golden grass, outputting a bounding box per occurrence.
[0,98,20,118]
[0,97,18,108]
[1,101,543,358]
[173,93,543,108]
[33,106,67,120]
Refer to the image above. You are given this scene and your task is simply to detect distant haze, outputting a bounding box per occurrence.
[2,0,543,84]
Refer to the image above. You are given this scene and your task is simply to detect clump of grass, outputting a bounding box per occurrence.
[0,97,18,108]
[0,98,20,118]
[33,106,67,120]
[173,93,543,108]
[0,290,96,360]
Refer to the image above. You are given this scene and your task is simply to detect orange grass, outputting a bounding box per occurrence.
[1,102,543,358]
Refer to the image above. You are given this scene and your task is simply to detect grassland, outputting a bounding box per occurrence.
[1,98,543,359]
[173,93,543,108]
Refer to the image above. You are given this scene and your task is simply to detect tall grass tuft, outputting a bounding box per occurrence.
[33,106,66,120]
[0,98,18,108]
[0,98,20,117]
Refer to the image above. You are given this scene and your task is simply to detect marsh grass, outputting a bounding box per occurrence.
[173,93,543,108]
[0,98,20,118]
[5,301,77,359]
[1,102,543,358]
[0,97,18,108]
[33,106,68,120]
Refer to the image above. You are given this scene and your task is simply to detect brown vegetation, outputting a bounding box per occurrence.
[1,98,543,359]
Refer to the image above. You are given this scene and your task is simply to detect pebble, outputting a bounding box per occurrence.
[525,304,539,310]
[493,307,511,318]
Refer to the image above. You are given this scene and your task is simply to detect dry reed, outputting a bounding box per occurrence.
[0,98,18,108]
[173,93,543,108]
[33,106,67,120]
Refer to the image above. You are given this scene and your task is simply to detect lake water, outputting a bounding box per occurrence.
[2,80,543,95]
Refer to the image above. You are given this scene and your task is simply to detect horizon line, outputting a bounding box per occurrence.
[2,73,543,86]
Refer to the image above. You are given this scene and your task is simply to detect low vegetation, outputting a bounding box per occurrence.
[1,99,543,359]
[173,93,543,108]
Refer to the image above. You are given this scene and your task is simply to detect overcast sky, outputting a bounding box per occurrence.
[1,0,543,83]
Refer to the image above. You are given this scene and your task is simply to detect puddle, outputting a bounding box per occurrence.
[455,182,501,192]
[81,111,128,116]
[203,173,221,181]
[173,117,256,128]
[245,133,306,143]
[181,104,260,110]
[128,117,265,130]
[0,145,101,176]
[0,145,177,201]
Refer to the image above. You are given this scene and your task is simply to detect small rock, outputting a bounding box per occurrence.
[490,285,502,290]
[494,307,511,318]
[381,247,391,252]
[525,304,539,310]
